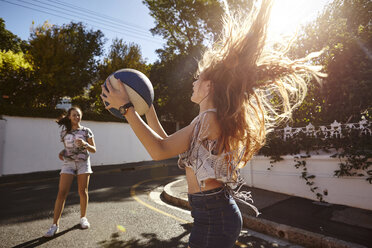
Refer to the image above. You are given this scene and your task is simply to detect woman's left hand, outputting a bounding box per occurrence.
[100,79,129,110]
[75,138,87,148]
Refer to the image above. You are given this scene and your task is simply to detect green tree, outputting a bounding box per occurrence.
[291,0,371,125]
[0,18,28,52]
[0,50,35,109]
[0,20,34,110]
[97,38,150,80]
[28,21,104,108]
[143,0,251,60]
[143,0,219,60]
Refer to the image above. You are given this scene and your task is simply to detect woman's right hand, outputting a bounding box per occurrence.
[100,79,130,110]
[58,150,65,161]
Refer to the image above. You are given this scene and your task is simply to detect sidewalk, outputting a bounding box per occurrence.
[163,178,372,248]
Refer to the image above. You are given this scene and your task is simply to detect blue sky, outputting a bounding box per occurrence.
[0,0,164,63]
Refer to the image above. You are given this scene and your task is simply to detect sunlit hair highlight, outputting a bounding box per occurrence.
[196,0,326,165]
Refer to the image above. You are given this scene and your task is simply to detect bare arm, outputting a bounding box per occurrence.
[145,105,168,138]
[85,137,97,153]
[101,81,192,160]
[125,108,193,160]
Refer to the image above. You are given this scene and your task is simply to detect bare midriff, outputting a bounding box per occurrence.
[185,167,223,194]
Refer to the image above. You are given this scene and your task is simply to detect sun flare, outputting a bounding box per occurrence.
[268,0,330,38]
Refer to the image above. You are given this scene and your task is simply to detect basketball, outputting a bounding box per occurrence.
[103,68,154,119]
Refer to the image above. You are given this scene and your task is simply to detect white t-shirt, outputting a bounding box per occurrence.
[60,126,94,161]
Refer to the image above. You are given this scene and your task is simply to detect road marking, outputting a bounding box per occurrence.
[130,176,189,224]
[130,176,247,248]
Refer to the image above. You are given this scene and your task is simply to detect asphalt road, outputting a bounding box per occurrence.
[0,164,301,248]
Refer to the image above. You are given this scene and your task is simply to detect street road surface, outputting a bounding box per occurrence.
[0,164,301,247]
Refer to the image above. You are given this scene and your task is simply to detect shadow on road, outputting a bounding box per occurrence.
[96,224,288,248]
[97,223,191,248]
[12,224,80,248]
[0,166,183,224]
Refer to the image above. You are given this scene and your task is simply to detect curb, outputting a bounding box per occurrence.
[241,215,366,248]
[163,179,191,210]
[162,179,367,248]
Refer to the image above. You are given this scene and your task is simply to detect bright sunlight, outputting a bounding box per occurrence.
[268,0,330,38]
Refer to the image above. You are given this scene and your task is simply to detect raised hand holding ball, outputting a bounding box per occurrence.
[101,69,154,119]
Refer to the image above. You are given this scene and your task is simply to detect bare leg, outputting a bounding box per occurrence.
[53,173,74,225]
[77,173,90,218]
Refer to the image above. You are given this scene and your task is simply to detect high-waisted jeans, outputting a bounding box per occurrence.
[188,187,242,248]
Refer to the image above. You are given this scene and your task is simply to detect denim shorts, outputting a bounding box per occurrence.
[60,159,93,175]
[188,187,242,248]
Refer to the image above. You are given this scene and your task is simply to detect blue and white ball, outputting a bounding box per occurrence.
[104,68,154,119]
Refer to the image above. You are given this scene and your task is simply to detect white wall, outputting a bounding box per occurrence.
[1,116,370,210]
[0,116,151,175]
[241,155,372,210]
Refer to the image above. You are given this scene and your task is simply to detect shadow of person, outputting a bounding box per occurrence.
[97,223,193,248]
[12,224,80,248]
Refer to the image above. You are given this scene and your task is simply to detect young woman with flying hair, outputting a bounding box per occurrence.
[44,107,96,237]
[101,0,325,247]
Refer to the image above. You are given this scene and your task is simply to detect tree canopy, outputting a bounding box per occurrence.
[143,0,221,60]
[1,0,370,127]
[0,19,33,109]
[28,21,104,108]
[291,0,371,125]
[0,18,28,53]
[0,50,34,108]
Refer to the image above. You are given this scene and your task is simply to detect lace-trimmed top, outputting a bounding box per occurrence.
[178,109,244,188]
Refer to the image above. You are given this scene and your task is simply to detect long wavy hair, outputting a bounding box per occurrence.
[56,106,82,133]
[197,0,326,165]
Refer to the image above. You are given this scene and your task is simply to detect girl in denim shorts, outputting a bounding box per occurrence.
[101,0,325,246]
[44,107,96,237]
